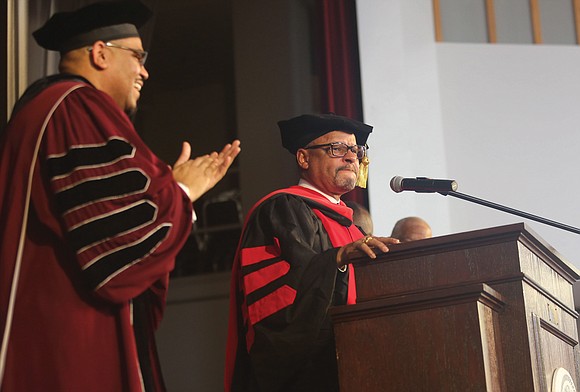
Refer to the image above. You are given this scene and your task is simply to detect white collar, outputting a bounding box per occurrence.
[298,179,341,204]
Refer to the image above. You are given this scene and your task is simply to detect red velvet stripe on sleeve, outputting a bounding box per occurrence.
[239,243,281,267]
[243,261,290,294]
[247,285,297,326]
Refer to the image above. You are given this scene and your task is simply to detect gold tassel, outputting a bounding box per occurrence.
[355,155,369,188]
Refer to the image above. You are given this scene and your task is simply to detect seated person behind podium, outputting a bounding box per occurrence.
[345,200,374,235]
[391,216,432,242]
[0,1,240,391]
[225,113,399,391]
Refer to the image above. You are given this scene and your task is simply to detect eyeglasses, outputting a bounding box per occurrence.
[304,142,367,159]
[105,42,148,66]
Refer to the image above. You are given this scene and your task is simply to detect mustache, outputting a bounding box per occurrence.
[336,165,357,174]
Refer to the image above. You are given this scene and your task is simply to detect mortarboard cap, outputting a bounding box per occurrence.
[278,113,373,154]
[33,0,152,53]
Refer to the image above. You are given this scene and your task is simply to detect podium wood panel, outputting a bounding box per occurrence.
[331,223,580,392]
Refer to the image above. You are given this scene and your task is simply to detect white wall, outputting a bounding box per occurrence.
[438,42,580,266]
[357,0,580,268]
[356,0,451,240]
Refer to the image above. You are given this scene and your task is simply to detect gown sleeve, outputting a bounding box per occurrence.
[237,194,343,389]
[37,86,193,305]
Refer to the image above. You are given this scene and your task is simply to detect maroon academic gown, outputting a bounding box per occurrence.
[0,78,192,391]
[225,186,364,392]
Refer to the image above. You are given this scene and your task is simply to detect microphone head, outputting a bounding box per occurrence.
[390,176,404,193]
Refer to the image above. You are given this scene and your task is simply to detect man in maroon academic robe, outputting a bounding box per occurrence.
[0,1,240,391]
[225,113,399,391]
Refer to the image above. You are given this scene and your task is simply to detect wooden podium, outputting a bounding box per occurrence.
[331,223,580,391]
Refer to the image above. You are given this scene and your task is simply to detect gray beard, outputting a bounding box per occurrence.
[335,170,357,193]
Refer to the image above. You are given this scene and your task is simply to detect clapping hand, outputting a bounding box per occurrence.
[172,140,241,202]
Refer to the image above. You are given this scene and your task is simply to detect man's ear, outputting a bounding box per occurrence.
[296,149,309,169]
[88,41,109,70]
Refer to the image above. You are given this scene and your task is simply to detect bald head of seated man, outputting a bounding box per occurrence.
[390,216,432,242]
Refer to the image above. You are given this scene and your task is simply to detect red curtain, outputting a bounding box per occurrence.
[318,0,369,207]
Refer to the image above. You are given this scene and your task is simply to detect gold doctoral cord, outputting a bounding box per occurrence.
[355,155,370,188]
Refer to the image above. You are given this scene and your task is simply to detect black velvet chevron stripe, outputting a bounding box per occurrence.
[47,138,134,177]
[240,255,282,276]
[245,277,286,307]
[68,201,157,251]
[56,170,148,212]
[85,225,171,289]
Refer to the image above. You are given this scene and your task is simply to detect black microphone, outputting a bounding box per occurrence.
[390,176,458,193]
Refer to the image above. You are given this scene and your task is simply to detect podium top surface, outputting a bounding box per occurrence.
[341,222,580,314]
[353,222,580,281]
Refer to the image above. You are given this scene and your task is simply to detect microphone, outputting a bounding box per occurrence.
[390,176,458,193]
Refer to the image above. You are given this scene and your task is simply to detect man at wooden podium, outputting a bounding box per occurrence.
[225,113,399,391]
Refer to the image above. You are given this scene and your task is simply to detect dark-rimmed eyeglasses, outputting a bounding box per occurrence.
[104,42,148,66]
[304,142,367,159]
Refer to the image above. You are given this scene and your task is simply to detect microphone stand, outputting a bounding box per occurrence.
[439,190,580,235]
